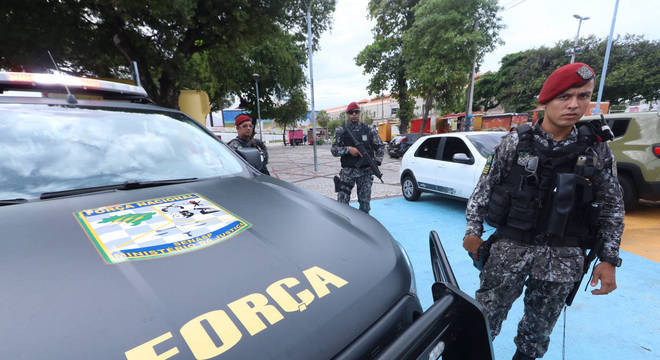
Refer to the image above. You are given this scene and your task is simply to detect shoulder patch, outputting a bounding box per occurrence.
[483,154,494,175]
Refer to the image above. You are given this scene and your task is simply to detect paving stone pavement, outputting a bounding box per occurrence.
[267,143,402,201]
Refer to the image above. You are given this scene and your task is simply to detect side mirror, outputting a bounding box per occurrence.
[235,148,263,170]
[452,153,474,165]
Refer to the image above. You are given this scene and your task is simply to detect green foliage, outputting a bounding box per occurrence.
[356,0,418,133]
[327,119,343,136]
[472,72,501,112]
[315,110,331,128]
[403,0,502,133]
[0,0,336,112]
[273,88,308,130]
[360,110,375,125]
[473,35,660,112]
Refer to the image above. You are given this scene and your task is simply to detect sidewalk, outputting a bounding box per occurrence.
[268,143,402,201]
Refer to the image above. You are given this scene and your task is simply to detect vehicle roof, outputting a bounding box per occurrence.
[0,71,148,100]
[421,130,507,138]
[581,111,659,120]
[0,94,179,114]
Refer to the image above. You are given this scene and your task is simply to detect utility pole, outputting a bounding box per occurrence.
[593,0,619,114]
[307,0,318,172]
[570,14,590,63]
[464,21,479,132]
[252,73,263,141]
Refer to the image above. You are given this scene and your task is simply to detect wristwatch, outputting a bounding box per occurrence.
[600,256,622,267]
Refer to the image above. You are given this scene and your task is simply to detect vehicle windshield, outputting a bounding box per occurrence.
[0,103,244,199]
[467,132,506,157]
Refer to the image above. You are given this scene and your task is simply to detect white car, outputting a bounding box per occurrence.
[399,131,507,201]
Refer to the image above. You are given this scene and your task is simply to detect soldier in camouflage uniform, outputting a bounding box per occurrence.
[227,114,270,175]
[331,102,384,214]
[463,63,624,360]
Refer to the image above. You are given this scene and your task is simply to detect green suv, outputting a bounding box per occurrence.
[582,111,660,210]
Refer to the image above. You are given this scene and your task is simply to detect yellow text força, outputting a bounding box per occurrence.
[180,310,242,360]
[266,277,315,312]
[125,265,348,360]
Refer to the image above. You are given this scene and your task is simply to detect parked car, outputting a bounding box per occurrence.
[388,133,423,158]
[580,111,660,210]
[399,131,507,201]
[0,72,493,359]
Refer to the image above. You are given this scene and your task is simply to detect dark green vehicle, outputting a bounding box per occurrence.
[0,72,492,360]
[581,111,660,210]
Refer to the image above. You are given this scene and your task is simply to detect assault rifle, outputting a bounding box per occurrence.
[343,126,384,183]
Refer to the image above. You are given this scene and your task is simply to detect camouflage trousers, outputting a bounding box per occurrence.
[476,241,575,358]
[336,167,373,213]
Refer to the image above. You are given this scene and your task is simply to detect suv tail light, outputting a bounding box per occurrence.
[653,144,660,158]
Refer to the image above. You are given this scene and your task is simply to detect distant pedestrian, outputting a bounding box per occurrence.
[227,114,270,175]
[331,102,384,213]
[463,63,624,360]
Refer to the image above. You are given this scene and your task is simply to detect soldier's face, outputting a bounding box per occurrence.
[543,80,594,130]
[236,121,253,139]
[348,110,360,123]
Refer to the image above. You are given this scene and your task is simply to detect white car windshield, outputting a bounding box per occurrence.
[466,132,506,157]
[0,103,244,199]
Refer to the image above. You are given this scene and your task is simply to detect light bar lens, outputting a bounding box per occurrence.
[8,73,35,83]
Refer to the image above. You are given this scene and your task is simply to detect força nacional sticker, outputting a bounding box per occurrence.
[74,193,251,264]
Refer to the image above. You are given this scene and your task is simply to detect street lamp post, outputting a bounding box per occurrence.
[306,0,318,172]
[464,21,479,132]
[594,0,620,114]
[252,73,263,141]
[570,14,590,64]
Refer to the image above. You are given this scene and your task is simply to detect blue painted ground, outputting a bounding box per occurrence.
[357,195,660,359]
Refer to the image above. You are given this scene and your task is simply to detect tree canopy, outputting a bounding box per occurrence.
[403,0,501,133]
[357,0,502,134]
[473,35,660,112]
[0,0,336,121]
[356,0,418,133]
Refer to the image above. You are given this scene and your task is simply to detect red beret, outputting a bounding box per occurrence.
[538,63,595,104]
[235,114,252,127]
[346,102,360,113]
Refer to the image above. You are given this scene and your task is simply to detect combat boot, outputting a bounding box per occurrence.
[512,349,535,360]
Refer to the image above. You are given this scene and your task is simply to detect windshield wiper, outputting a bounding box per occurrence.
[40,178,199,200]
[0,198,28,207]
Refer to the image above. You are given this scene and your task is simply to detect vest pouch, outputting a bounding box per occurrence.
[506,190,537,231]
[547,173,576,237]
[577,202,601,249]
[485,185,510,227]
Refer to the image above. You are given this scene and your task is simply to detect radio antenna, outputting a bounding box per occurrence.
[47,50,78,104]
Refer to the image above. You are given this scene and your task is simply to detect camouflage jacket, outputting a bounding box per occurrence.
[466,122,624,280]
[331,122,384,164]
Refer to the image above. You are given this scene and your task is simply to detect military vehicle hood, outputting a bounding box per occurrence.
[0,175,411,359]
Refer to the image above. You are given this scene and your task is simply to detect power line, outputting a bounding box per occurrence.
[503,0,529,11]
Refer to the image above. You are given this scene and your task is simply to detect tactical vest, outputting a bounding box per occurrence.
[485,120,606,249]
[340,123,375,168]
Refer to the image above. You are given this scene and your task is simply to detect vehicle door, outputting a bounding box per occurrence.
[435,136,477,198]
[410,136,443,191]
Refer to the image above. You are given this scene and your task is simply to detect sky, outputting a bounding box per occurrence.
[310,0,660,110]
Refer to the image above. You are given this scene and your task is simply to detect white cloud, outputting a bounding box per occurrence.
[309,0,660,110]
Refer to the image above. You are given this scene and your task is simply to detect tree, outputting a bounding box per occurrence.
[273,88,308,131]
[473,35,660,112]
[403,0,502,134]
[360,110,375,125]
[356,0,418,133]
[0,0,336,114]
[315,110,331,128]
[472,72,501,112]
